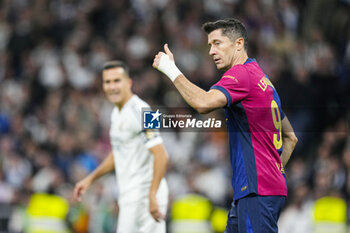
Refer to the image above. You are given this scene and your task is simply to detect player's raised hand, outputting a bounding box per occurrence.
[152,51,164,70]
[163,43,174,61]
[73,177,92,202]
[153,43,182,82]
[149,195,165,222]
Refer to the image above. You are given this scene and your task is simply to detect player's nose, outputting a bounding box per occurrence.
[209,47,216,56]
[109,82,118,90]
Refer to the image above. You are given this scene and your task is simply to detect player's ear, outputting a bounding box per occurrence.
[236,37,244,51]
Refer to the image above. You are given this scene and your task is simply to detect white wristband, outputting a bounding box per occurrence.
[157,54,182,82]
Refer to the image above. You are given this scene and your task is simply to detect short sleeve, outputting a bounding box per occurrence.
[210,65,250,107]
[142,129,163,149]
[129,99,164,149]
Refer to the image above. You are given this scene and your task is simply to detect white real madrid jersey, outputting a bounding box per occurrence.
[109,95,168,205]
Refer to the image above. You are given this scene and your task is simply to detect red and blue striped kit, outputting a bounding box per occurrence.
[211,58,287,201]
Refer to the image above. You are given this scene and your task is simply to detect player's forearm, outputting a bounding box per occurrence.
[280,117,297,167]
[173,75,215,114]
[149,144,168,196]
[281,136,298,167]
[87,152,115,183]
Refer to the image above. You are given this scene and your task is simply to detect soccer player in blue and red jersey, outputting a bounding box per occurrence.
[153,18,298,233]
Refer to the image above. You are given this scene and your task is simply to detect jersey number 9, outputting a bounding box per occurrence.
[271,100,282,150]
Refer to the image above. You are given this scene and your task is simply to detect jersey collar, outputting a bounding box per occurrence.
[244,58,256,64]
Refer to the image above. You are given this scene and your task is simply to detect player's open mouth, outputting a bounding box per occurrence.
[214,58,221,63]
[109,92,120,97]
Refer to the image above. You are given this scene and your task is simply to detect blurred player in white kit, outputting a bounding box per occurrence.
[73,60,169,233]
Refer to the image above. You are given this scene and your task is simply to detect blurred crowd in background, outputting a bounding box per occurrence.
[0,0,349,232]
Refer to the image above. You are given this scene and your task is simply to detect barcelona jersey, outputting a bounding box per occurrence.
[211,58,287,201]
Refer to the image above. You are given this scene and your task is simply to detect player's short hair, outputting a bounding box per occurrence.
[102,60,130,77]
[202,18,248,51]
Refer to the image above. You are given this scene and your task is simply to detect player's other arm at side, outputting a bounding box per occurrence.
[73,151,115,202]
[153,44,227,114]
[148,143,168,222]
[280,116,298,167]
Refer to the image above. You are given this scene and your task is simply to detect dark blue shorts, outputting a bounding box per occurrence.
[224,195,286,233]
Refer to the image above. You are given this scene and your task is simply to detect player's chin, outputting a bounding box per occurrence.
[216,64,225,71]
[108,96,121,104]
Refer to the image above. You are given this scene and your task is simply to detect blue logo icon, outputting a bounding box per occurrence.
[143,110,161,129]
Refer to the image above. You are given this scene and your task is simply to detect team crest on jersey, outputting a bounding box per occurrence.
[143,110,161,129]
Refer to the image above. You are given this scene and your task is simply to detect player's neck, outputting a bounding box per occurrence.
[231,52,249,67]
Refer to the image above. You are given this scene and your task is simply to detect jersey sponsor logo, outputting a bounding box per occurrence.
[223,75,238,83]
[241,186,247,191]
[143,110,161,129]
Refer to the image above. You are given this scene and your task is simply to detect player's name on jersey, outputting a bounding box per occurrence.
[162,118,222,128]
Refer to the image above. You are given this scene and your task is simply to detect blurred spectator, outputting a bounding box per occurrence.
[312,194,347,233]
[278,183,313,233]
[26,192,70,233]
[170,193,213,233]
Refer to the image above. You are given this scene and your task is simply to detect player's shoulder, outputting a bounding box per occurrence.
[127,95,150,122]
[129,95,151,117]
[223,64,250,81]
[220,64,251,88]
[110,106,119,119]
[131,95,151,109]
